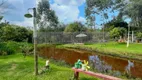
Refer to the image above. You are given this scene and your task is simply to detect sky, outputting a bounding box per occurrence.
[1,0,119,28]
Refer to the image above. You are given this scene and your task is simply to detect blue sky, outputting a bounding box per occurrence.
[1,0,119,28]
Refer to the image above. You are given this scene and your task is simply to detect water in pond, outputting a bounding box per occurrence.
[39,47,142,78]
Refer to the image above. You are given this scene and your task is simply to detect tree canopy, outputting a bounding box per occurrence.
[85,0,142,29]
[64,22,87,32]
[37,0,59,32]
[0,24,32,42]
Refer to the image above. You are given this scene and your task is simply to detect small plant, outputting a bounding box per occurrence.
[0,42,15,55]
[20,42,33,58]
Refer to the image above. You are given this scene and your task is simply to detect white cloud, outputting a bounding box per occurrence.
[51,0,86,24]
[77,17,86,23]
[51,4,79,23]
[2,0,35,27]
[54,0,85,6]
[10,18,33,27]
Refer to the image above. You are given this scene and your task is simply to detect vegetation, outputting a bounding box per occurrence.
[0,53,99,80]
[64,22,87,32]
[0,24,32,42]
[136,32,142,39]
[104,18,128,32]
[37,0,59,32]
[109,27,127,39]
[85,0,142,35]
[0,41,33,56]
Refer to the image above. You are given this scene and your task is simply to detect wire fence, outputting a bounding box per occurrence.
[37,32,110,44]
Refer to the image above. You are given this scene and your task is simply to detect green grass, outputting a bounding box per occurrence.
[58,42,142,60]
[0,54,99,80]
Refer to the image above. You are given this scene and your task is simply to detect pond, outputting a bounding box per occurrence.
[38,46,142,78]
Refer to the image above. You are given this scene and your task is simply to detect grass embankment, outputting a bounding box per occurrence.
[0,54,99,80]
[59,42,142,60]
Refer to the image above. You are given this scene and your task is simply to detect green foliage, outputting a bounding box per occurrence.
[1,25,16,41]
[0,24,32,42]
[136,32,142,39]
[0,16,3,21]
[85,0,142,30]
[20,42,33,57]
[104,19,128,31]
[104,25,115,32]
[37,0,59,32]
[109,27,126,39]
[0,41,33,56]
[122,0,142,28]
[64,22,87,32]
[0,41,18,55]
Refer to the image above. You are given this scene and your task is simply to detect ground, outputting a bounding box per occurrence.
[59,42,142,60]
[0,53,99,80]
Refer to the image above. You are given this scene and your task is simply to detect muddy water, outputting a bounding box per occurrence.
[39,47,142,78]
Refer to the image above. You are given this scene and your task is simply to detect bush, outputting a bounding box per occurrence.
[0,42,15,55]
[0,41,33,56]
[109,27,126,39]
[20,42,33,57]
[0,24,32,43]
[136,32,142,39]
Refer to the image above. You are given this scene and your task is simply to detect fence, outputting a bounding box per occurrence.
[37,32,110,44]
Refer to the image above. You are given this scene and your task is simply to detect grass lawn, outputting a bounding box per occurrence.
[0,53,99,80]
[59,42,142,60]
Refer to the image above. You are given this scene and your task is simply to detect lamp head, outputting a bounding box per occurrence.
[24,13,33,18]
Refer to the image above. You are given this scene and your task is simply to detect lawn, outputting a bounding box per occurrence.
[59,42,142,60]
[0,53,99,80]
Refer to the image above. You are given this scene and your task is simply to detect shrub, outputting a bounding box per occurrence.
[0,41,33,56]
[0,42,15,55]
[109,27,126,39]
[136,32,142,39]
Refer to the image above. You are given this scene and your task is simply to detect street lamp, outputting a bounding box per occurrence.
[24,8,38,75]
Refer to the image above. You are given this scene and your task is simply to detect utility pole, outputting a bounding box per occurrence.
[24,8,38,75]
[33,8,38,75]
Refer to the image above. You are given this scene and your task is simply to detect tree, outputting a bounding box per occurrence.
[37,0,58,32]
[121,0,142,28]
[1,25,16,41]
[86,0,142,30]
[0,16,3,21]
[85,0,114,27]
[0,24,32,42]
[104,18,128,31]
[109,27,127,39]
[136,32,142,42]
[64,22,87,32]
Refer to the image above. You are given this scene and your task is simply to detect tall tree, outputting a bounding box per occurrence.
[64,22,87,32]
[85,0,114,28]
[121,0,142,28]
[86,0,142,29]
[37,0,58,32]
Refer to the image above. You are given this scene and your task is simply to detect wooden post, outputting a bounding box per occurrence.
[74,71,79,80]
